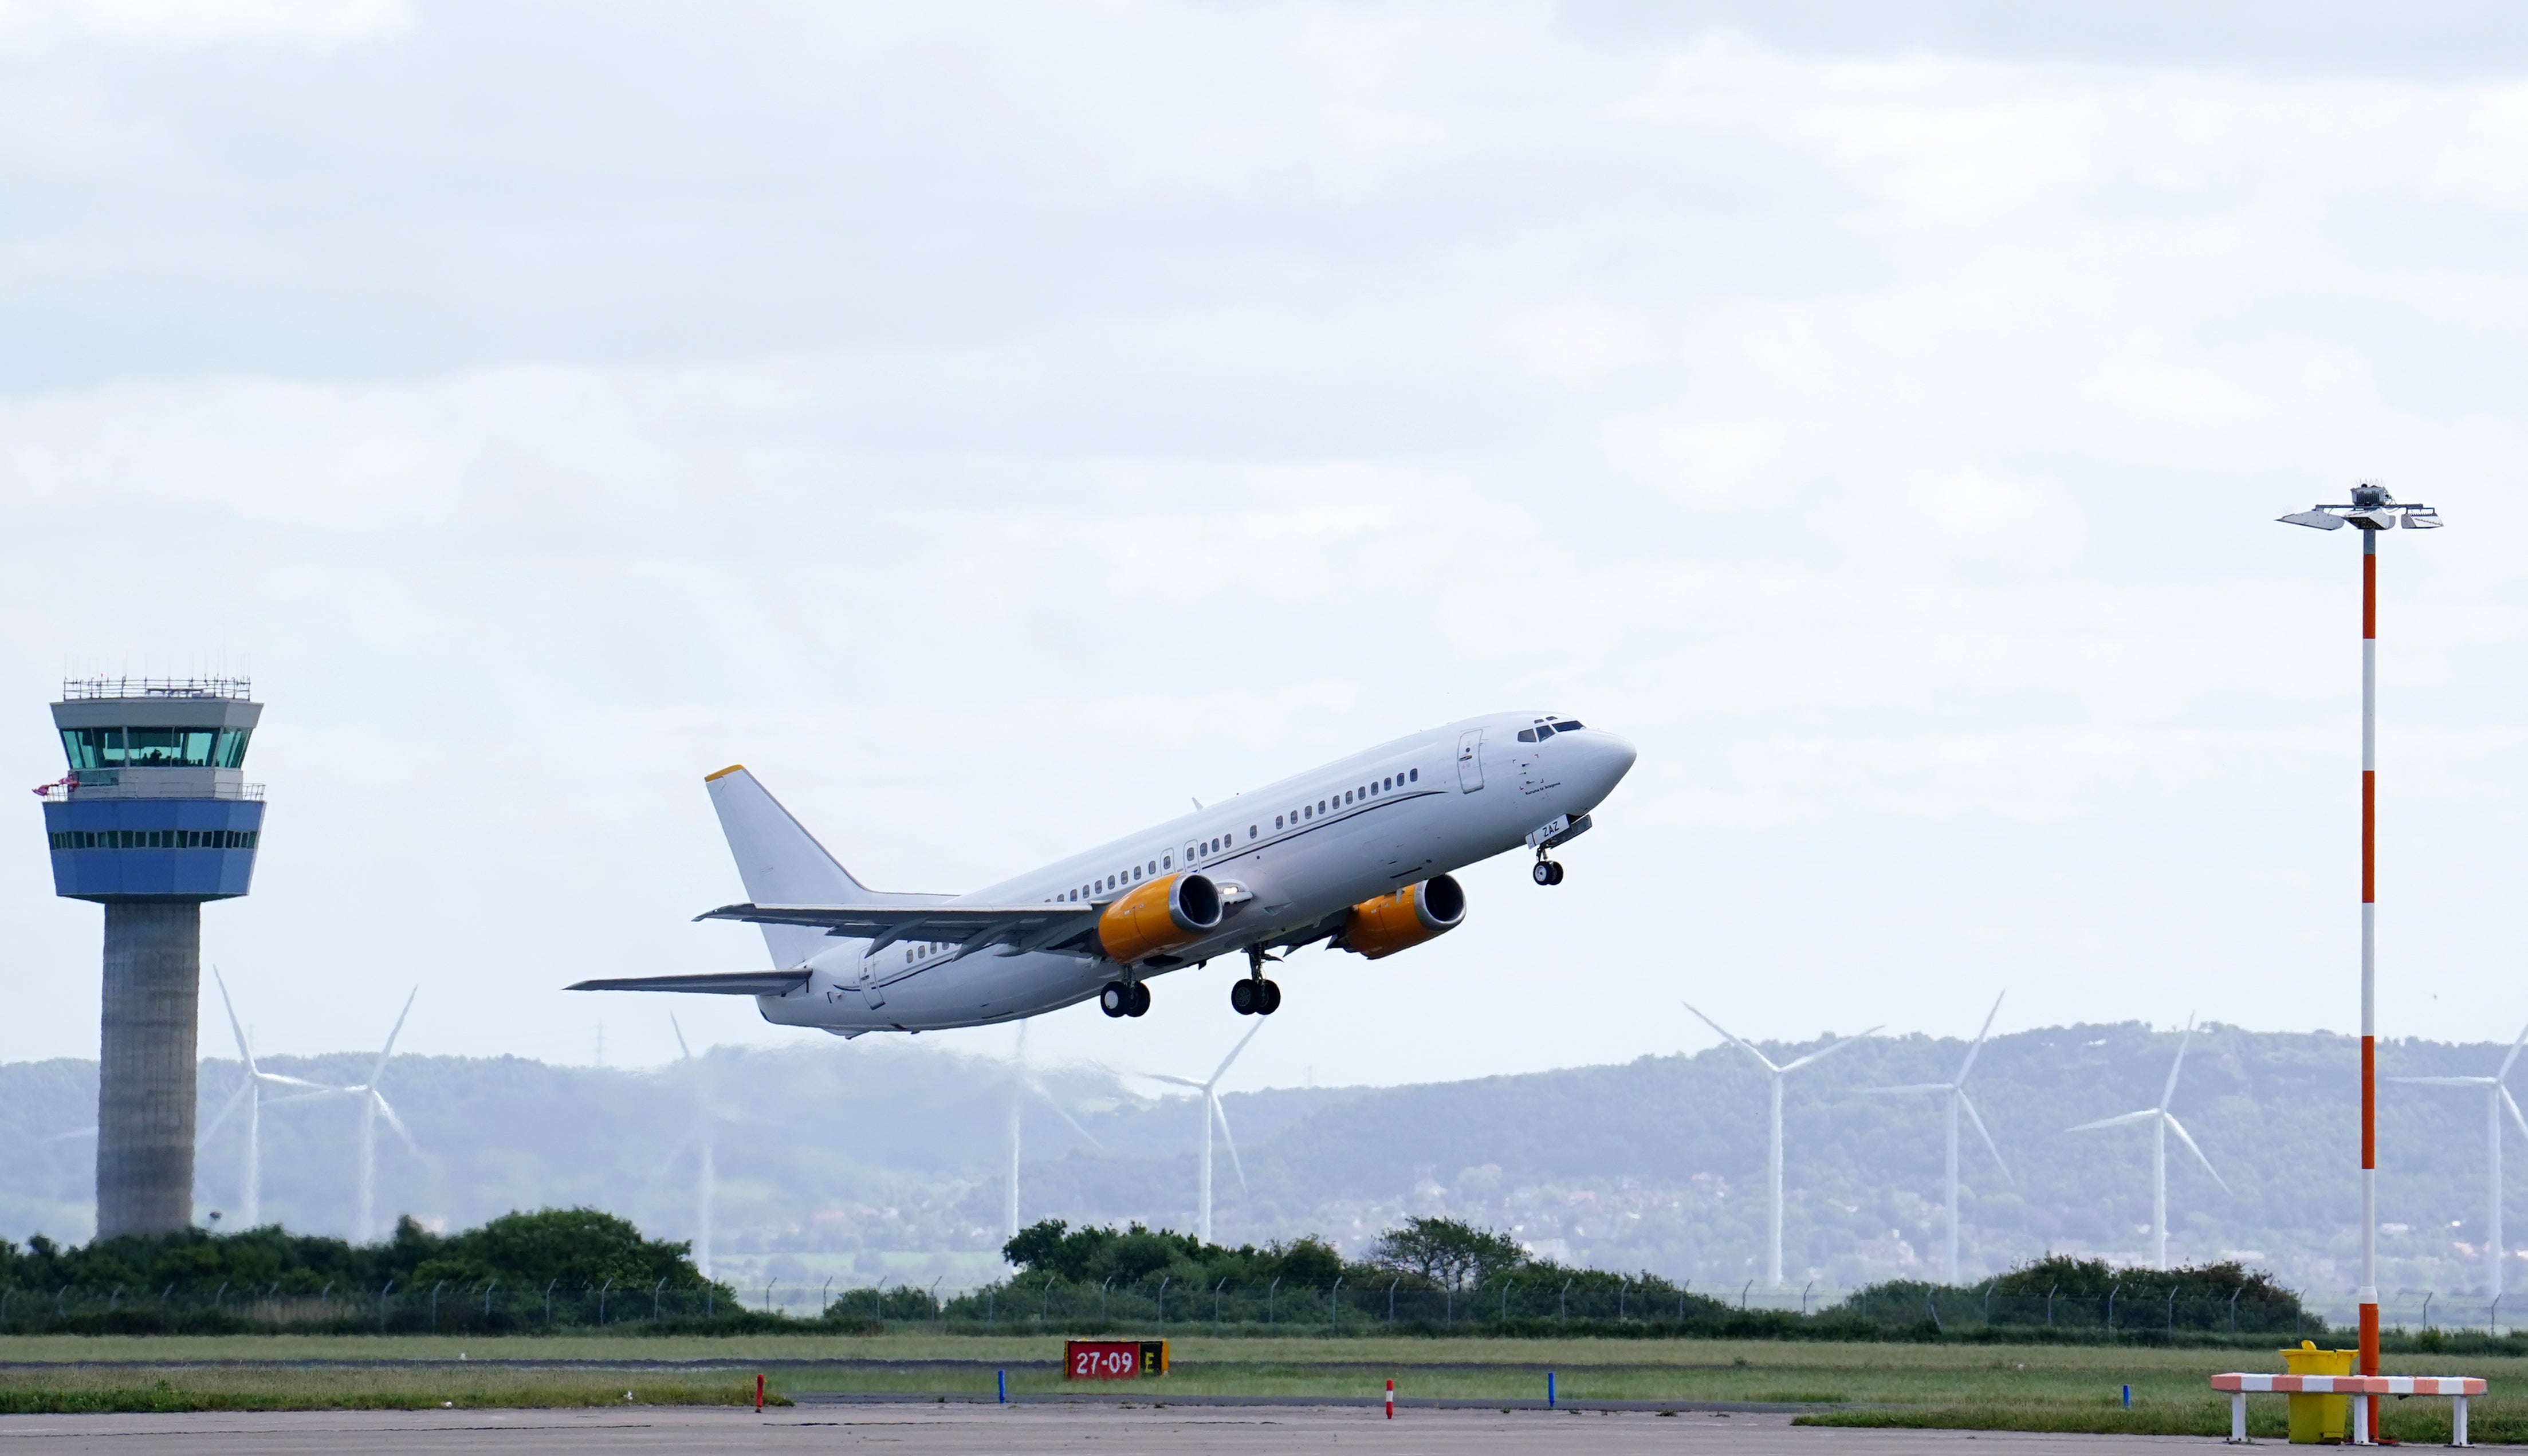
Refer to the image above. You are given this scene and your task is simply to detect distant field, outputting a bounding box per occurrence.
[0,1333,2518,1438]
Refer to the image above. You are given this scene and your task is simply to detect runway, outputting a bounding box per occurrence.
[0,1404,2223,1455]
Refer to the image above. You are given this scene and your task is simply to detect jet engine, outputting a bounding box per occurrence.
[1097,872,1224,963]
[1331,874,1465,959]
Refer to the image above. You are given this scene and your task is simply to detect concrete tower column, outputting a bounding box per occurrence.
[95,902,203,1237]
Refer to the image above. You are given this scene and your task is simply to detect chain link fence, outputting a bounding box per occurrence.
[0,1277,2503,1342]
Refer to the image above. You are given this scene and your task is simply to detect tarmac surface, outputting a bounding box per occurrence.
[0,1404,2227,1455]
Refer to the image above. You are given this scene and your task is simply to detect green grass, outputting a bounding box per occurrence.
[0,1332,2518,1437]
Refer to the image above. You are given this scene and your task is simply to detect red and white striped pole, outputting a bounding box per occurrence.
[2283,485,2441,1443]
[1386,1378,1394,1419]
[2360,524,2380,1432]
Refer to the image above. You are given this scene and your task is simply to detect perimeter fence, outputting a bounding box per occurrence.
[0,1277,2506,1346]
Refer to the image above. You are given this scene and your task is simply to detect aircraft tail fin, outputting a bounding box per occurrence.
[702,765,924,967]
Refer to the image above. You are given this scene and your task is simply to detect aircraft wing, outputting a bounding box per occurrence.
[569,971,812,995]
[694,902,1102,956]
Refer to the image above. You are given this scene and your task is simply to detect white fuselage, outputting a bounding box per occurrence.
[751,710,1634,1033]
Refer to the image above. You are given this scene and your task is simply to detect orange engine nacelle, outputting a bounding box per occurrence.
[1332,874,1466,960]
[1097,872,1224,963]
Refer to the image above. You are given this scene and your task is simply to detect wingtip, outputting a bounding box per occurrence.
[704,764,746,782]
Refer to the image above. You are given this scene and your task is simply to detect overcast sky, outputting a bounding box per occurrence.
[5,0,2528,1093]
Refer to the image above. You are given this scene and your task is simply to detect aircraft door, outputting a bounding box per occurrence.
[858,950,886,1009]
[1456,729,1485,792]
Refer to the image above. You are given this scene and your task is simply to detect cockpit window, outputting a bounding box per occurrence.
[1558,719,1583,731]
[1516,728,1538,742]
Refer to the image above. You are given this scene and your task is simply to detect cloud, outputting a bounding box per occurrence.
[1,6,2524,1089]
[0,0,403,44]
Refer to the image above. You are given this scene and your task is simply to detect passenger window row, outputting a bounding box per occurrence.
[1052,855,1173,904]
[1273,766,1418,831]
[50,829,258,851]
[1043,761,1424,905]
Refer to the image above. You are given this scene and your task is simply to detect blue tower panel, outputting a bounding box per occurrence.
[42,798,264,901]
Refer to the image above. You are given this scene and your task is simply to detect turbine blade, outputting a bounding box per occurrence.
[1778,1027,1881,1075]
[1210,1019,1265,1087]
[669,1012,693,1063]
[366,987,418,1087]
[1956,991,2006,1084]
[1020,1071,1103,1148]
[1212,1092,1248,1199]
[261,1089,343,1108]
[1682,1001,1782,1075]
[202,1078,253,1140]
[2164,1113,2232,1195]
[2389,1076,2489,1087]
[1958,1092,2013,1184]
[1141,1073,1208,1090]
[2067,1109,2159,1132]
[649,1130,699,1182]
[372,1091,421,1155]
[258,1072,335,1090]
[40,1126,97,1144]
[2160,1015,2197,1111]
[213,967,257,1073]
[2503,1021,2528,1080]
[2503,1087,2528,1146]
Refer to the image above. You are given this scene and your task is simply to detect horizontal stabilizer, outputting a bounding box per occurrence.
[568,971,810,995]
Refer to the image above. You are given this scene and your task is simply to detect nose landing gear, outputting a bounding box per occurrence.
[1099,980,1152,1018]
[1231,946,1283,1016]
[1532,853,1565,886]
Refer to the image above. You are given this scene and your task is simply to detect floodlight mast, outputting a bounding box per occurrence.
[2278,483,2442,1415]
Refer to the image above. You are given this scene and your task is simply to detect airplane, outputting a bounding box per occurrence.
[568,710,1635,1034]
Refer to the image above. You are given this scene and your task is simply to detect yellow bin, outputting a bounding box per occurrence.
[2282,1341,2356,1443]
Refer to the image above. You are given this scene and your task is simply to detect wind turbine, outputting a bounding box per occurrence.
[2388,1020,2528,1301]
[328,989,419,1242]
[1685,1003,1878,1286]
[200,969,333,1227]
[1867,992,2013,1283]
[2066,1015,2231,1272]
[1142,1021,1263,1244]
[660,1014,728,1280]
[1001,1020,1102,1239]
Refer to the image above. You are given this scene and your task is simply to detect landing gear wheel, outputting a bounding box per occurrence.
[1230,979,1258,1016]
[1100,982,1130,1018]
[1257,978,1282,1015]
[1534,859,1565,886]
[1127,981,1152,1017]
[1548,861,1565,884]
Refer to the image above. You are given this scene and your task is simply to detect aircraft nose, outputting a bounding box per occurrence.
[1579,730,1637,797]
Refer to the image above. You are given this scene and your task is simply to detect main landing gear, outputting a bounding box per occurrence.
[1099,980,1151,1018]
[1532,852,1566,886]
[1230,945,1282,1016]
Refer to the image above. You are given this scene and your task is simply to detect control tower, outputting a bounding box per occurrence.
[38,678,266,1238]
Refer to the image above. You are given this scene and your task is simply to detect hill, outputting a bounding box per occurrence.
[1,1021,2517,1322]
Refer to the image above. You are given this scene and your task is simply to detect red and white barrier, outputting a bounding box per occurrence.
[2212,1372,2485,1445]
